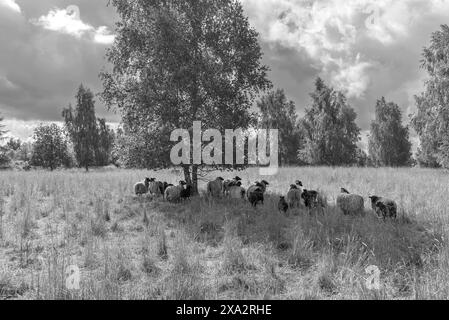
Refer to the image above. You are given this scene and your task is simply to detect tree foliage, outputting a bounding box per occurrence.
[101,0,270,191]
[31,124,70,170]
[257,89,303,166]
[299,78,360,166]
[412,25,449,168]
[368,97,412,167]
[63,85,115,170]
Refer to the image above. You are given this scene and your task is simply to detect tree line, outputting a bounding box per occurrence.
[0,85,115,171]
[1,0,449,178]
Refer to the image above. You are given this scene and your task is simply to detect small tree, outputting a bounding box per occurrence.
[368,97,412,167]
[299,78,361,166]
[257,89,304,166]
[31,124,70,171]
[63,85,108,171]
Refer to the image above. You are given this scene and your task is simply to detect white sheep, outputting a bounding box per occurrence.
[134,178,151,196]
[337,188,365,216]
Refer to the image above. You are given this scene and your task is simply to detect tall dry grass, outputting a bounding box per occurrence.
[0,167,448,300]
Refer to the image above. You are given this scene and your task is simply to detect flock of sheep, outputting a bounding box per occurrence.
[134,176,398,220]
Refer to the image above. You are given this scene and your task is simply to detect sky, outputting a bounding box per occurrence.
[1,0,449,146]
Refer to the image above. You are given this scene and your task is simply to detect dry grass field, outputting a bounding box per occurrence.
[1,167,448,300]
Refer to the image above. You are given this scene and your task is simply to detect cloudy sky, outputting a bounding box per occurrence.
[1,0,449,143]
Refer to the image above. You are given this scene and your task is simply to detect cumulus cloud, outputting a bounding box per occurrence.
[241,0,449,129]
[0,0,21,13]
[31,6,115,44]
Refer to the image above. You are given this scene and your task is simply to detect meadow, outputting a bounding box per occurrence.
[0,167,448,300]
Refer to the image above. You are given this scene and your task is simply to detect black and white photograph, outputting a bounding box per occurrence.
[1,0,449,304]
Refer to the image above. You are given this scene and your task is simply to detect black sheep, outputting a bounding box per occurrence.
[248,188,264,208]
[180,185,193,201]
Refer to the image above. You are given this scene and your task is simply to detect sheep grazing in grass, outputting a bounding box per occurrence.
[135,178,151,196]
[165,181,187,203]
[278,196,289,214]
[336,188,365,216]
[228,181,246,199]
[302,189,326,210]
[207,177,224,198]
[369,196,398,220]
[287,184,302,209]
[149,179,164,197]
[248,187,264,208]
[247,180,269,197]
[223,176,242,196]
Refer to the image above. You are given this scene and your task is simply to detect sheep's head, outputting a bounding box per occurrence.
[236,181,242,187]
[217,177,224,181]
[179,180,187,186]
[234,176,242,181]
[341,188,350,194]
[296,180,303,187]
[261,180,269,186]
[369,196,380,205]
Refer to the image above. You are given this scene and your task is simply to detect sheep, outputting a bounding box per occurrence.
[302,189,326,209]
[165,181,187,203]
[278,196,289,214]
[223,176,243,196]
[207,177,224,198]
[369,196,397,220]
[336,188,365,216]
[180,184,193,201]
[228,181,246,199]
[287,184,302,209]
[135,178,151,196]
[149,179,164,197]
[248,187,264,208]
[247,180,269,197]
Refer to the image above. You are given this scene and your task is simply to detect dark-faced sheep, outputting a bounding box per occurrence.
[337,188,365,216]
[207,177,224,198]
[247,180,269,197]
[369,196,397,220]
[165,181,187,203]
[223,176,242,196]
[302,189,326,210]
[135,178,151,196]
